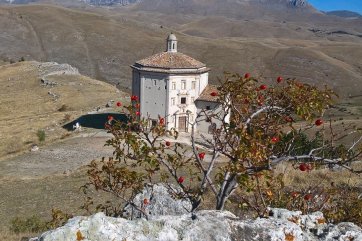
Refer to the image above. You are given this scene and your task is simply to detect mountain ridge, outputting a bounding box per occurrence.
[325,10,362,19]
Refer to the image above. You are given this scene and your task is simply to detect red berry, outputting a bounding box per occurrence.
[159,118,165,125]
[285,116,294,123]
[259,85,267,90]
[210,91,218,97]
[271,136,279,143]
[116,102,122,107]
[277,76,283,83]
[165,141,171,147]
[143,198,150,205]
[315,119,323,126]
[244,73,251,79]
[131,95,138,101]
[291,192,299,198]
[136,111,140,116]
[299,163,308,172]
[178,176,185,184]
[304,194,313,201]
[198,152,205,159]
[135,103,140,109]
[108,115,114,121]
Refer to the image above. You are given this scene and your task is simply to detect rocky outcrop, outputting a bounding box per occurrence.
[123,183,192,219]
[34,62,80,77]
[288,0,308,8]
[32,184,362,240]
[33,207,361,241]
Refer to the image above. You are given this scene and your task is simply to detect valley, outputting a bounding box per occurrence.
[0,1,361,240]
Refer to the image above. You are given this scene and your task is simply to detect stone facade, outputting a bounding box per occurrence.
[131,34,212,133]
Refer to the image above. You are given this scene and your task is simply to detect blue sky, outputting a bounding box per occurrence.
[309,0,362,14]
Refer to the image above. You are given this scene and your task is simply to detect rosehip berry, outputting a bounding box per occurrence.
[135,103,140,109]
[210,91,218,97]
[178,176,185,184]
[291,192,299,198]
[108,115,114,121]
[159,118,165,125]
[165,141,171,147]
[136,111,140,116]
[259,85,267,90]
[304,194,313,201]
[277,76,283,83]
[143,198,150,205]
[299,163,308,172]
[315,119,323,126]
[244,73,251,79]
[131,95,138,101]
[198,152,206,159]
[116,102,122,107]
[285,116,294,123]
[271,136,279,143]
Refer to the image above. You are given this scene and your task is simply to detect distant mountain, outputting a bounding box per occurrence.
[81,0,310,8]
[325,10,362,18]
[81,0,140,6]
[0,0,311,8]
[0,0,36,3]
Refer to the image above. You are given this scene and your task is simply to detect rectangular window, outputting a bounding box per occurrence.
[192,81,196,89]
[181,80,186,90]
[206,106,211,110]
[153,80,157,86]
[172,82,176,90]
[181,97,186,104]
[171,97,176,106]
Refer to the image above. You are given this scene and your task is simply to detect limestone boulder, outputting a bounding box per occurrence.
[33,208,362,241]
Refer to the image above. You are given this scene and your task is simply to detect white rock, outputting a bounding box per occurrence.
[123,183,192,219]
[33,208,362,241]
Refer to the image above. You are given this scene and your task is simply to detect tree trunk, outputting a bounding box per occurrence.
[216,174,237,210]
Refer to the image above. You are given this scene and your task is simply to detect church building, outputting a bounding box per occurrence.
[131,33,220,133]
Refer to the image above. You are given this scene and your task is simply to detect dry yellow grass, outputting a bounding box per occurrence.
[274,161,362,189]
[0,61,126,159]
[0,227,36,241]
[0,4,361,97]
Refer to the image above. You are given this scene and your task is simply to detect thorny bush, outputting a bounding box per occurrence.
[82,72,362,221]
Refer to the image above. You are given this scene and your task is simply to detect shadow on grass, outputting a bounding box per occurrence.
[62,113,128,131]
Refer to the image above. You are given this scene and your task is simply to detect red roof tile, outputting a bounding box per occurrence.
[136,52,206,69]
[196,85,220,102]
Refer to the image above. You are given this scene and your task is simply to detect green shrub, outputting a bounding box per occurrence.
[36,130,46,143]
[10,216,47,234]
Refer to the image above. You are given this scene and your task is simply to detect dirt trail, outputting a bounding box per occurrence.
[0,131,114,181]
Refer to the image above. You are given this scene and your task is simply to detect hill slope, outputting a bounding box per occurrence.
[325,10,362,19]
[0,61,125,158]
[0,5,361,97]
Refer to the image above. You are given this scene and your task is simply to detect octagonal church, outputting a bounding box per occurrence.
[131,33,220,133]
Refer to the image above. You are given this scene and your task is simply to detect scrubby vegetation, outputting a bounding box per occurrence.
[81,73,362,224]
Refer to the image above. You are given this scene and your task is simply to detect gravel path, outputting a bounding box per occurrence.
[0,131,114,181]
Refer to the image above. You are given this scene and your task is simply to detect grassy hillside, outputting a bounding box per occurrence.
[0,5,361,98]
[0,61,125,158]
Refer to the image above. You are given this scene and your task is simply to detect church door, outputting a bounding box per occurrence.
[178,116,187,132]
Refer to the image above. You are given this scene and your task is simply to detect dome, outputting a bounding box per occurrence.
[167,33,177,41]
